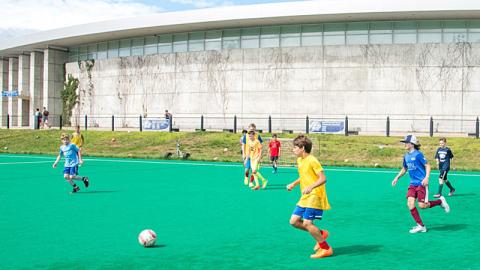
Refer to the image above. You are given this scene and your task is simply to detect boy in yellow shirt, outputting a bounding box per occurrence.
[286,134,332,259]
[244,130,268,190]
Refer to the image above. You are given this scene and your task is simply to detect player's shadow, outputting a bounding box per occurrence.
[333,244,383,256]
[428,224,468,231]
[77,190,119,194]
[148,244,166,248]
[450,193,476,197]
[264,184,288,191]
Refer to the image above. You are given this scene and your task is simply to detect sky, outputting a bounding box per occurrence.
[0,0,306,41]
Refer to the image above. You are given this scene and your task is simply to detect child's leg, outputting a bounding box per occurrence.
[437,177,444,195]
[407,197,424,226]
[64,174,75,186]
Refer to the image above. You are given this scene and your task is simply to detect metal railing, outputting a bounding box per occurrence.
[2,113,479,138]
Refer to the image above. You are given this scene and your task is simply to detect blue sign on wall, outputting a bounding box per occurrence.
[143,118,170,131]
[309,120,345,133]
[1,90,19,97]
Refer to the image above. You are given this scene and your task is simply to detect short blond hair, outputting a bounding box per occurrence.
[60,133,70,140]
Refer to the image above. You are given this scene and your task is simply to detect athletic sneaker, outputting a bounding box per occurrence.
[440,196,450,213]
[262,180,268,189]
[448,189,456,196]
[83,177,89,188]
[252,185,260,190]
[409,224,427,233]
[72,186,80,193]
[310,247,333,259]
[433,193,441,198]
[313,230,330,251]
[248,182,254,188]
[244,177,249,185]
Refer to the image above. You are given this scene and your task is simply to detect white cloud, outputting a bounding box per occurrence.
[0,0,163,38]
[169,0,233,9]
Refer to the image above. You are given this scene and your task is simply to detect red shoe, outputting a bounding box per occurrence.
[313,230,329,251]
[310,247,333,259]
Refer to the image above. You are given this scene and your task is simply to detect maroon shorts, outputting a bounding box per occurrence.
[406,185,426,202]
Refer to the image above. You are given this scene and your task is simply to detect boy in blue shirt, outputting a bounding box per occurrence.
[53,133,89,193]
[392,135,450,233]
[434,137,456,197]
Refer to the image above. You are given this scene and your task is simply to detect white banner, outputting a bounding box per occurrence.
[309,120,345,134]
[143,118,170,131]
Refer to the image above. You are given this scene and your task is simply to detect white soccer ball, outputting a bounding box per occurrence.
[138,229,157,247]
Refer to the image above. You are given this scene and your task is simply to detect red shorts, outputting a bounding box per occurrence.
[406,185,426,203]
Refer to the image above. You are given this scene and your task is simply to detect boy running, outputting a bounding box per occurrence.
[53,133,89,193]
[242,123,266,187]
[434,137,456,197]
[392,135,450,233]
[268,134,281,173]
[244,130,268,190]
[286,135,332,259]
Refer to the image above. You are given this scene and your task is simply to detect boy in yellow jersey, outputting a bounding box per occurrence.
[244,130,268,190]
[71,125,85,151]
[242,123,267,187]
[286,134,332,259]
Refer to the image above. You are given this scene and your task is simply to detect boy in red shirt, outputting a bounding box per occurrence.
[269,134,281,173]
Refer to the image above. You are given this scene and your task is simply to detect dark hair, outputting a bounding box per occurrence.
[272,133,277,138]
[414,144,421,150]
[242,130,247,134]
[439,137,447,143]
[293,134,312,153]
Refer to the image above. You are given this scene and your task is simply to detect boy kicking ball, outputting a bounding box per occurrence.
[392,135,449,233]
[53,133,89,193]
[286,135,332,259]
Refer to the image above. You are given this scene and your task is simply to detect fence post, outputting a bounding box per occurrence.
[139,115,142,132]
[233,115,237,133]
[59,115,63,130]
[306,116,309,134]
[112,115,115,131]
[84,115,88,131]
[268,115,272,134]
[200,115,204,131]
[169,115,173,132]
[6,114,9,129]
[386,116,390,137]
[430,117,434,137]
[345,116,348,136]
[476,117,479,139]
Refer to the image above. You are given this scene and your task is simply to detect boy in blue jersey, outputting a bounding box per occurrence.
[392,135,450,233]
[434,137,456,197]
[53,133,89,193]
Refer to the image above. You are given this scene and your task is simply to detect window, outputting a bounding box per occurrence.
[393,21,417,44]
[260,26,280,48]
[369,21,392,44]
[280,25,300,47]
[418,21,442,43]
[173,33,188,52]
[324,23,345,45]
[223,29,241,49]
[131,38,144,56]
[241,28,260,49]
[443,21,467,43]
[79,45,88,61]
[87,44,97,60]
[97,42,108,59]
[188,32,205,52]
[144,36,158,55]
[205,30,222,51]
[346,22,368,44]
[301,24,322,46]
[158,35,172,53]
[68,47,78,62]
[119,39,131,57]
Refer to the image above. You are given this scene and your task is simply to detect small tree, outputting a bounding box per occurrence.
[62,74,79,126]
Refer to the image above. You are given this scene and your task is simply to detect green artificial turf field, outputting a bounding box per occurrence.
[1,154,479,269]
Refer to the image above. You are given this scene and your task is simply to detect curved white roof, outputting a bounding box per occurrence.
[1,0,480,57]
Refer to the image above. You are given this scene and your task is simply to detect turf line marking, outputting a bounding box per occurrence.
[1,154,479,177]
[0,161,52,165]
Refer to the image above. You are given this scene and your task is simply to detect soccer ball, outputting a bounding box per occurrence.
[138,229,157,247]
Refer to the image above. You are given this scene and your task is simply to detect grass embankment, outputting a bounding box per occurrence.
[0,129,479,171]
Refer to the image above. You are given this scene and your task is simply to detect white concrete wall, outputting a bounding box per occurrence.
[0,59,8,126]
[43,49,66,127]
[65,43,480,133]
[8,58,18,127]
[18,54,30,126]
[29,52,43,128]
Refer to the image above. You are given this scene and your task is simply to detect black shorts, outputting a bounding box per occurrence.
[270,156,278,162]
[440,170,449,180]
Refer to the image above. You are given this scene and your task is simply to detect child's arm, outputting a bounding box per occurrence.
[52,155,61,168]
[78,148,83,165]
[302,171,326,194]
[392,167,407,186]
[286,179,300,191]
[421,163,431,187]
